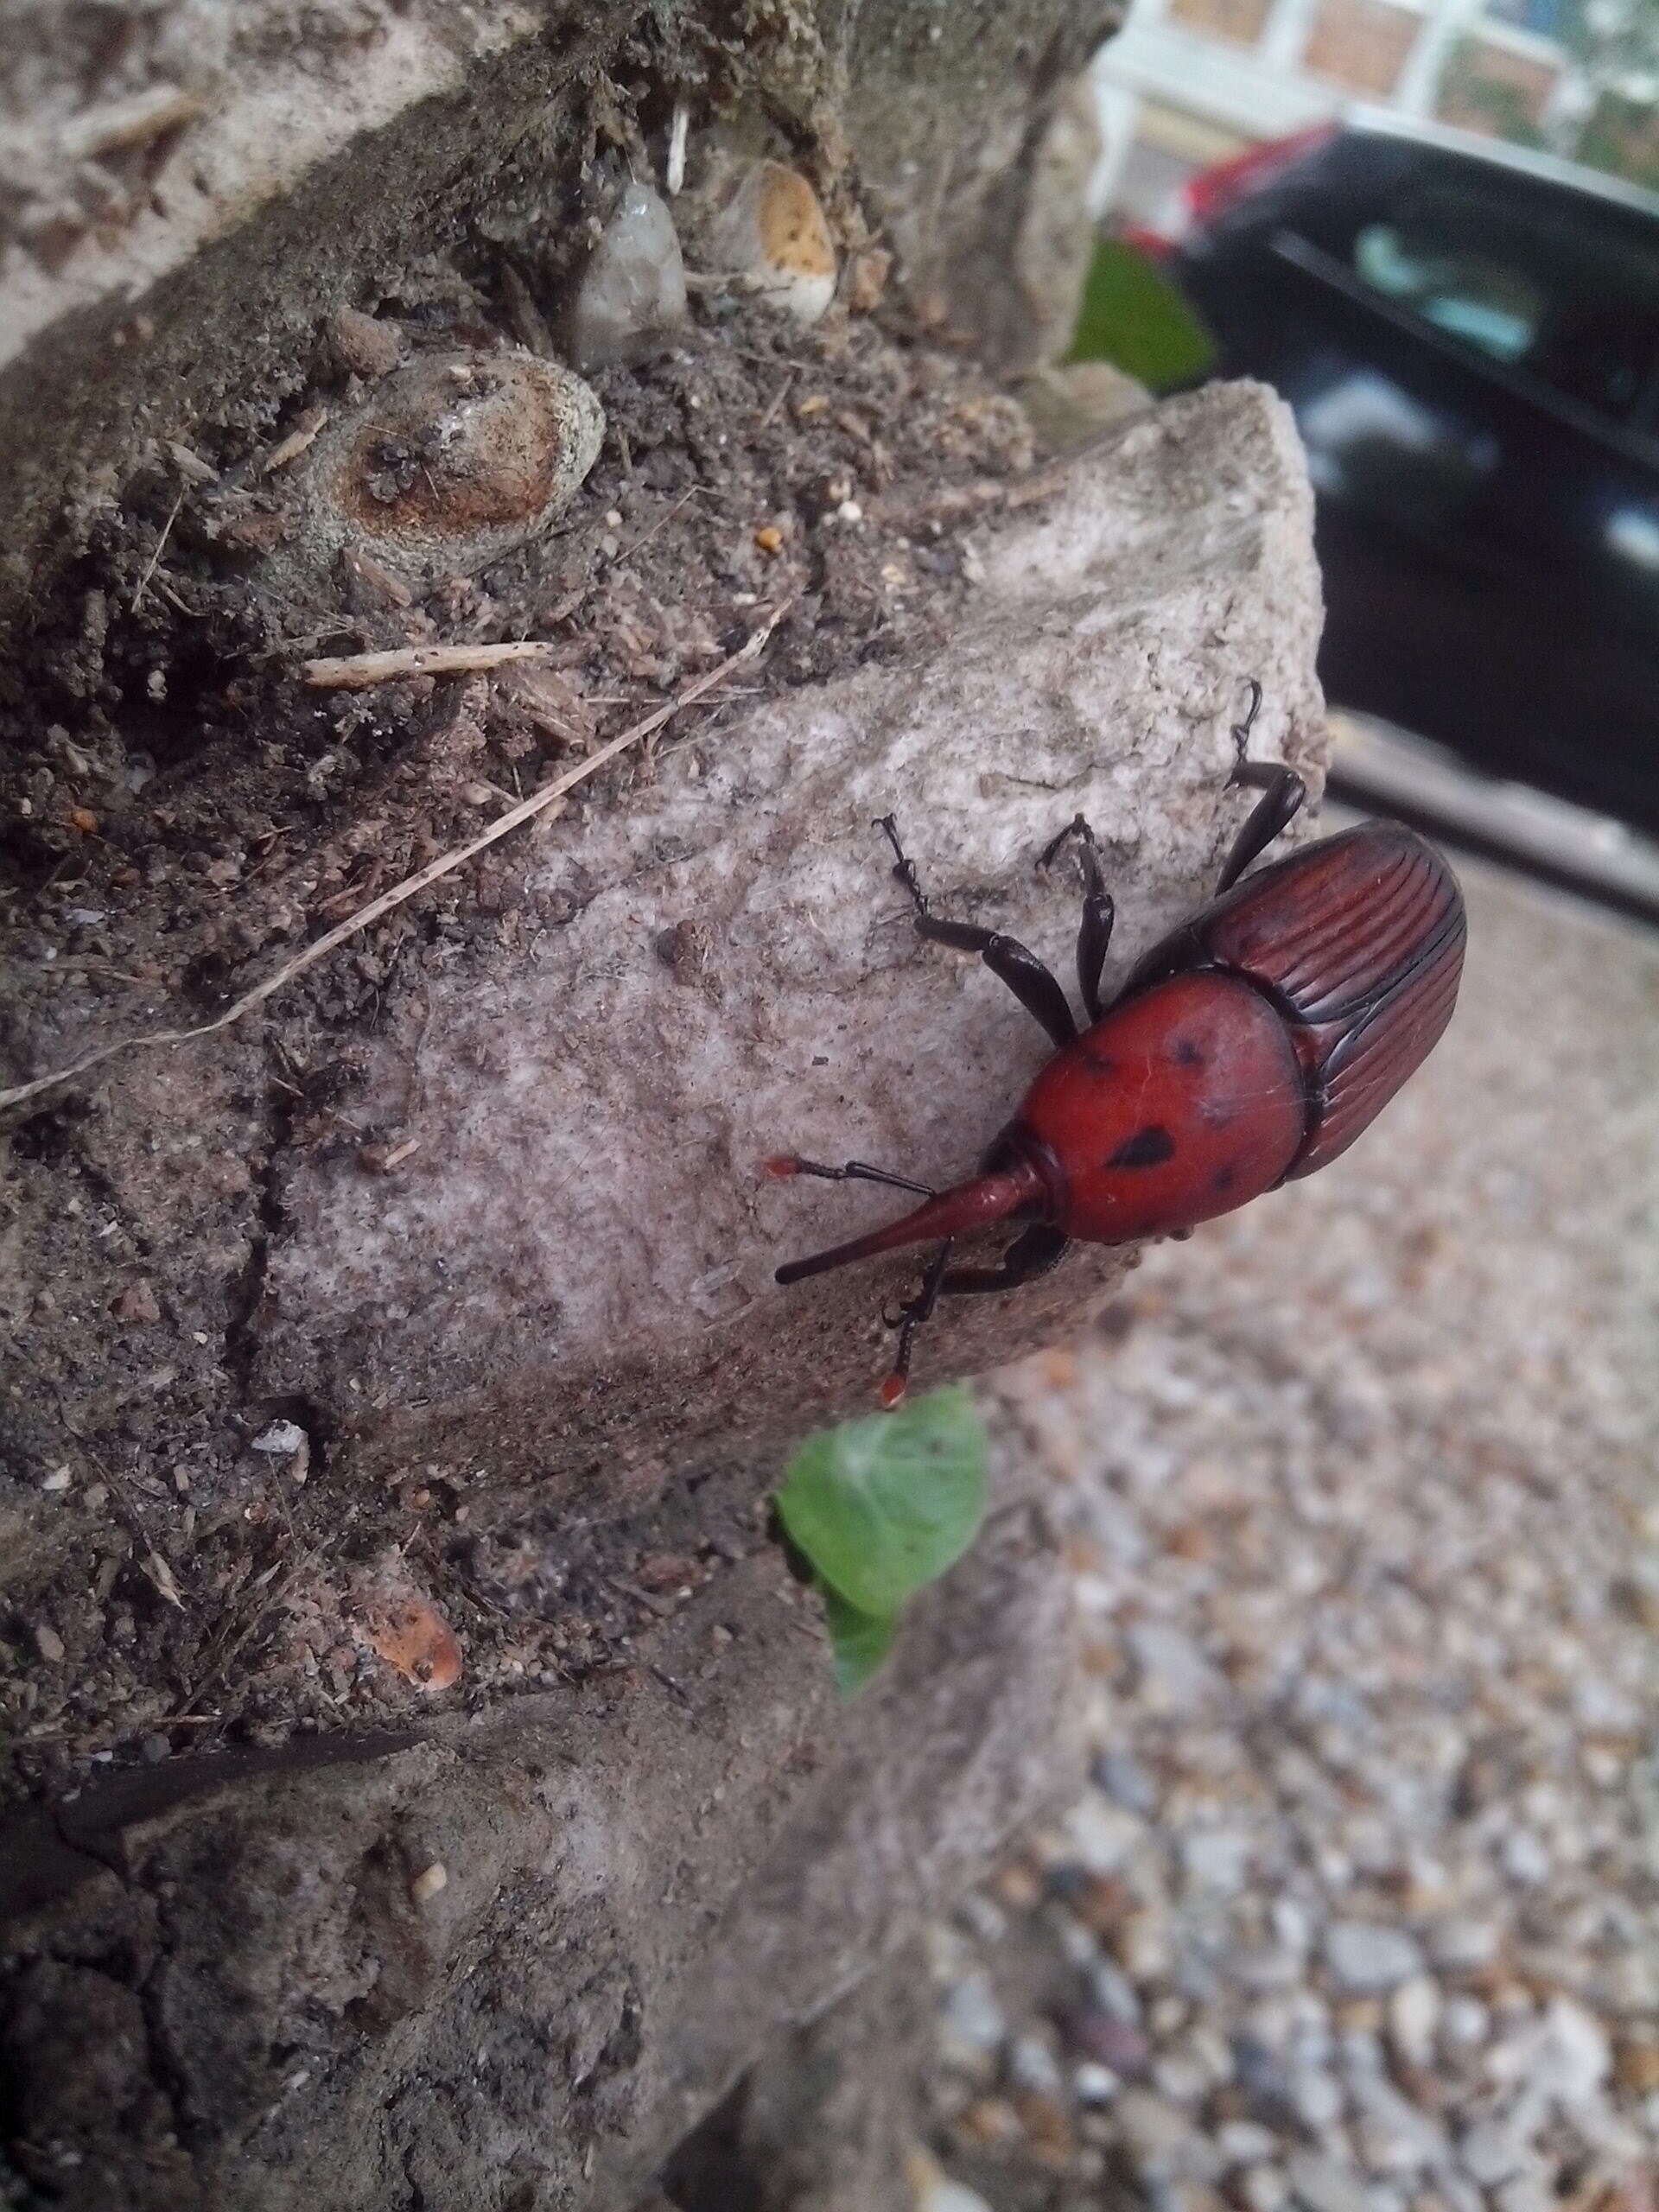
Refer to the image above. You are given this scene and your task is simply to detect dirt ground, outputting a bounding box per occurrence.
[0,279,1046,1813]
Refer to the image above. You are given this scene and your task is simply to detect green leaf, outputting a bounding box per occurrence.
[820,1583,899,1697]
[776,1385,988,1618]
[1066,237,1216,390]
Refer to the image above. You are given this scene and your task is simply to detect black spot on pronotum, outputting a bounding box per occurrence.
[1171,1037,1205,1068]
[1106,1125,1176,1170]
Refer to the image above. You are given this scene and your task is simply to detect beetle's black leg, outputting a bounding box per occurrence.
[879,1238,954,1407]
[875,815,1077,1049]
[1039,814,1116,1023]
[766,1155,937,1198]
[1217,681,1306,893]
[940,1222,1070,1296]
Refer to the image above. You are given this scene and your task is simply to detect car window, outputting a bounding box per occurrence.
[1353,213,1544,363]
[1349,181,1659,432]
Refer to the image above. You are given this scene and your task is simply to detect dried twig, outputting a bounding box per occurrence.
[0,610,788,1115]
[499,260,556,358]
[132,486,187,613]
[258,405,330,477]
[665,100,690,196]
[302,639,574,690]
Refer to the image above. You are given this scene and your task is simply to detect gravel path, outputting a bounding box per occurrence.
[916,853,1659,2212]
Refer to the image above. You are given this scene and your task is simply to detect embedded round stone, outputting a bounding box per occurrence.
[278,349,604,591]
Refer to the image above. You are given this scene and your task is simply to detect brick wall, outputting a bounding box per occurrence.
[1303,0,1421,98]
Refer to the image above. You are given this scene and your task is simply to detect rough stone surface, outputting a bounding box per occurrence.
[0,0,634,630]
[2,1494,1081,2211]
[252,384,1325,1508]
[0,0,1118,635]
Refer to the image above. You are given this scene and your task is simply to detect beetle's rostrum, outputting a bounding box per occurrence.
[769,684,1466,1406]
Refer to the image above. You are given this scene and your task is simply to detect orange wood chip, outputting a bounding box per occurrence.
[363,1593,462,1692]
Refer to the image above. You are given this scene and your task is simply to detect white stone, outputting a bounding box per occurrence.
[570,181,689,369]
[1348,2070,1448,2171]
[1126,1622,1222,1713]
[1494,2175,1554,2212]
[1286,2151,1371,2212]
[1115,2088,1215,2177]
[1073,2060,1120,2105]
[251,1419,307,1455]
[939,1972,1005,2062]
[1237,2164,1290,2212]
[1534,1995,1611,2102]
[1217,2121,1278,2166]
[1427,1918,1500,1972]
[1066,1795,1147,1873]
[1324,1923,1424,1994]
[1153,2053,1211,2104]
[919,2182,997,2212]
[1457,2118,1528,2187]
[1007,2031,1064,2096]
[1386,1976,1440,2070]
[1498,1828,1551,1885]
[1440,1994,1491,2050]
[1287,2063,1344,2131]
[1180,1827,1253,1894]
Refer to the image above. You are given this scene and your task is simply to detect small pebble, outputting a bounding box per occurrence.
[1284,2151,1370,2212]
[329,304,403,380]
[112,1280,161,1325]
[1073,2060,1120,2105]
[1007,2032,1064,2097]
[1236,2163,1289,2212]
[1386,1976,1440,2069]
[1427,1917,1500,1972]
[918,2182,995,2212]
[410,1862,448,1904]
[1323,1923,1423,1995]
[34,1623,66,1663]
[704,160,836,325]
[1216,2122,1278,2166]
[940,1973,1005,2065]
[569,180,688,368]
[1458,2117,1527,2186]
[251,1420,308,1456]
[1092,1750,1160,1815]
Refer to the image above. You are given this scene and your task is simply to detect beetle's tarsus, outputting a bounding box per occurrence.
[874,814,929,914]
[877,1240,953,1407]
[874,815,1077,1046]
[1229,678,1264,774]
[1039,811,1097,871]
[1039,810,1116,1019]
[1217,683,1306,893]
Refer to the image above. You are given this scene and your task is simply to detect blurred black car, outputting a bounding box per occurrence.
[1154,113,1659,836]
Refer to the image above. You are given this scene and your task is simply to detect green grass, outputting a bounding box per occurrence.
[1066,236,1217,391]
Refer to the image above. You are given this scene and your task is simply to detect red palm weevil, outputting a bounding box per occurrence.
[769,685,1465,1405]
